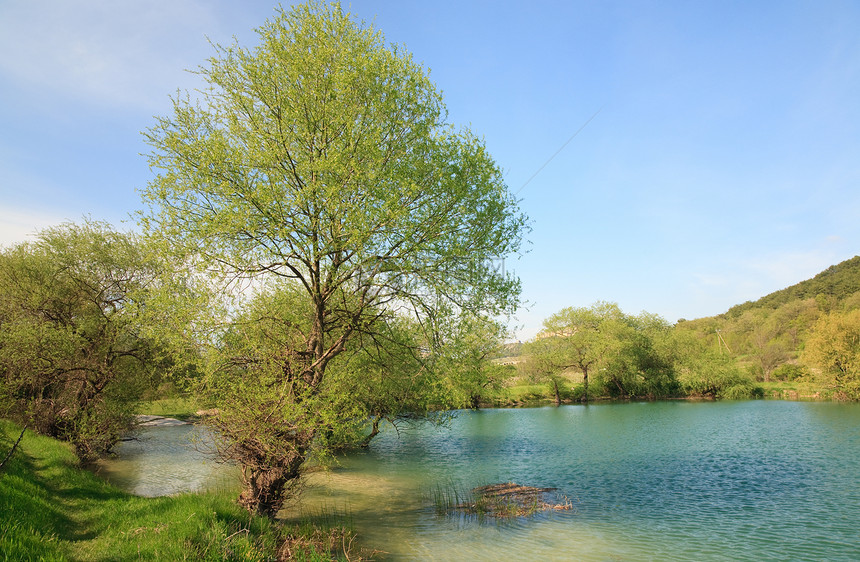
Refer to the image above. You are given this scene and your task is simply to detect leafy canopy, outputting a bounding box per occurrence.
[141,1,525,327]
[804,309,860,399]
[139,1,527,516]
[0,221,162,460]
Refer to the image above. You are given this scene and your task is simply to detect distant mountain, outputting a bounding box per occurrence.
[724,255,860,318]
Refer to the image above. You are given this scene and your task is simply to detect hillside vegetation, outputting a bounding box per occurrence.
[677,255,860,387]
[504,256,860,404]
[724,256,860,318]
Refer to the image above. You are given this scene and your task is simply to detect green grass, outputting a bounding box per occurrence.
[0,420,363,561]
[758,380,832,400]
[493,383,553,404]
[136,396,202,421]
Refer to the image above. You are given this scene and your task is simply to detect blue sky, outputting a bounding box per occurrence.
[1,1,859,340]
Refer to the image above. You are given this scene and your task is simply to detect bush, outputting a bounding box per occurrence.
[720,382,760,400]
[771,363,809,381]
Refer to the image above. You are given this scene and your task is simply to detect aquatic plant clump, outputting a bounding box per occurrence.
[433,482,573,519]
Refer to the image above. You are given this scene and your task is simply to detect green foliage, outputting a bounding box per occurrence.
[140,1,526,324]
[140,0,526,516]
[663,330,755,399]
[524,302,678,402]
[517,301,792,402]
[596,314,679,399]
[206,278,503,472]
[0,221,168,461]
[432,314,513,409]
[771,363,809,382]
[522,303,614,403]
[331,313,443,426]
[803,309,860,399]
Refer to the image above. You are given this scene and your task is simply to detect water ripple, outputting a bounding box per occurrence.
[102,402,860,560]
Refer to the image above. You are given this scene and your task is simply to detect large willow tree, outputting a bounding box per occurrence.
[140,2,526,516]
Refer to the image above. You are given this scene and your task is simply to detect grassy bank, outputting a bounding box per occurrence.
[758,380,835,400]
[137,396,203,420]
[0,420,359,561]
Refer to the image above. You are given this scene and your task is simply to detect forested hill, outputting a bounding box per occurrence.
[723,255,860,318]
[675,255,860,382]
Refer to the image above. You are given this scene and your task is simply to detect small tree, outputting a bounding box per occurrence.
[524,303,679,402]
[524,302,625,403]
[598,312,677,399]
[141,1,526,516]
[668,331,754,399]
[0,221,161,461]
[804,310,860,399]
[748,319,790,382]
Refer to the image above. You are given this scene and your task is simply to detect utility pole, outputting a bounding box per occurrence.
[715,329,732,354]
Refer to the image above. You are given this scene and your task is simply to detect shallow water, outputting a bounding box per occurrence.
[101,402,860,560]
[94,423,238,497]
[298,401,860,560]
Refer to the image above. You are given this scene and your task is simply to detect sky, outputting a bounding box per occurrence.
[1,0,859,340]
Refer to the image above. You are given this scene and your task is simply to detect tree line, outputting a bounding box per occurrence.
[520,301,755,404]
[520,260,860,404]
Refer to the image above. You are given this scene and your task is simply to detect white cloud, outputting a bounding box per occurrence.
[0,0,223,110]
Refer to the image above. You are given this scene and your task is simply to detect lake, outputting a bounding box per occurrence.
[99,401,860,560]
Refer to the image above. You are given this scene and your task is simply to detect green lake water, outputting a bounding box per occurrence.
[99,401,860,560]
[94,423,235,497]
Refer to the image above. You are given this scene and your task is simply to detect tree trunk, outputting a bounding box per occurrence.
[238,451,305,518]
[553,379,561,406]
[470,394,482,410]
[582,368,589,403]
[360,416,382,448]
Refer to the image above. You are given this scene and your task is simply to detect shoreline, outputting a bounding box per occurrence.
[135,414,191,427]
